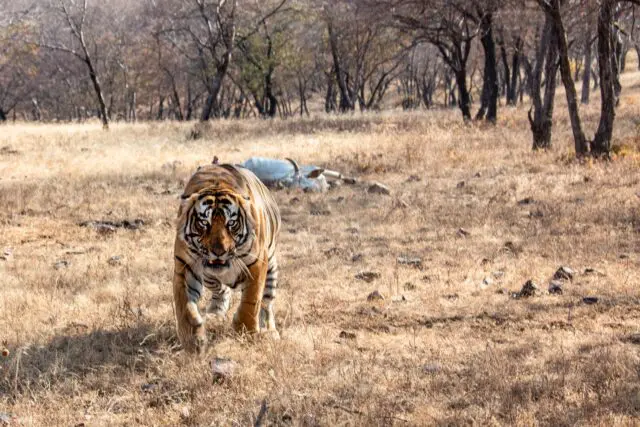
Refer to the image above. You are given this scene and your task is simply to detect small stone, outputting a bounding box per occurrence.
[624,333,640,345]
[480,258,491,266]
[366,290,385,302]
[367,182,391,195]
[141,381,159,392]
[517,280,539,298]
[391,295,408,303]
[548,281,564,295]
[0,248,12,261]
[474,172,482,178]
[619,254,629,259]
[54,260,70,270]
[356,271,380,283]
[529,209,544,218]
[481,277,493,288]
[422,364,442,374]
[339,331,357,340]
[0,413,11,425]
[583,268,605,276]
[403,282,416,291]
[211,358,237,382]
[443,293,459,300]
[108,255,122,266]
[456,181,465,188]
[180,407,191,420]
[289,197,300,205]
[310,203,331,216]
[518,197,535,205]
[397,256,423,269]
[582,297,599,305]
[351,253,364,262]
[406,175,421,182]
[493,271,505,279]
[553,266,575,281]
[457,228,470,237]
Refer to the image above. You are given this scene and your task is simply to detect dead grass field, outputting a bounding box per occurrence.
[1,73,640,427]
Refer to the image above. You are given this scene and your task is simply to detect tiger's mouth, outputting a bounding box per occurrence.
[204,259,230,269]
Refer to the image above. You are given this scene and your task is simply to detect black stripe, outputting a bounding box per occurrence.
[175,256,198,280]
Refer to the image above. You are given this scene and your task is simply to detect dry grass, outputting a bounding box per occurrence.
[1,74,640,426]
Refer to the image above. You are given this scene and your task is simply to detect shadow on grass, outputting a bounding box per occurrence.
[0,320,227,398]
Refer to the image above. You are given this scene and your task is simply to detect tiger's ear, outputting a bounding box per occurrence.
[177,192,200,218]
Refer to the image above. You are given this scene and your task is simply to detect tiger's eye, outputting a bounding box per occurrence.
[228,220,238,228]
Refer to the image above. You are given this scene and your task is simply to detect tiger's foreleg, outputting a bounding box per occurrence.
[259,254,278,334]
[173,257,206,353]
[233,251,268,334]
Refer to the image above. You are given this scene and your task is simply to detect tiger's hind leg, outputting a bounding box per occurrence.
[259,254,279,337]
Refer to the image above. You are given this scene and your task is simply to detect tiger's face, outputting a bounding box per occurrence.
[182,191,253,271]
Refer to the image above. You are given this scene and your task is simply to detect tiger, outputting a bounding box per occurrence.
[172,162,281,353]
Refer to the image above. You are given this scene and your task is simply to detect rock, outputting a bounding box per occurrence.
[548,281,564,295]
[456,181,465,188]
[397,255,423,269]
[289,197,300,205]
[553,266,575,281]
[141,381,160,393]
[619,254,629,259]
[79,219,144,233]
[518,197,535,205]
[366,290,385,302]
[351,253,364,262]
[211,358,237,382]
[309,203,331,216]
[493,271,505,279]
[516,280,539,298]
[474,172,482,178]
[54,260,70,270]
[529,210,544,218]
[339,331,357,340]
[391,295,408,303]
[403,282,416,291]
[0,248,13,261]
[583,268,605,276]
[406,175,421,182]
[422,364,442,374]
[624,333,640,345]
[443,293,459,300]
[456,228,470,237]
[582,297,599,305]
[481,277,493,288]
[0,413,11,425]
[180,407,191,420]
[480,258,491,266]
[356,272,380,283]
[108,255,123,266]
[367,182,391,195]
[0,145,20,155]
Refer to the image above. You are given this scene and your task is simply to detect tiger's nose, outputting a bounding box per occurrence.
[211,244,226,257]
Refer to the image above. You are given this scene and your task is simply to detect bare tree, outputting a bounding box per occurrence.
[39,0,110,129]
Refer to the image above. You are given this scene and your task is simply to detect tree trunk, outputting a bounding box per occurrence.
[507,38,522,105]
[455,69,471,121]
[476,11,498,123]
[157,96,164,120]
[592,0,616,156]
[201,70,225,121]
[545,0,588,155]
[528,15,558,150]
[581,32,592,104]
[0,109,6,122]
[327,22,354,112]
[85,59,109,129]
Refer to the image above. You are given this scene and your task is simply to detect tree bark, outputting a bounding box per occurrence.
[543,0,589,155]
[528,15,558,150]
[507,37,522,105]
[592,0,616,155]
[327,22,354,112]
[475,11,498,123]
[581,32,592,104]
